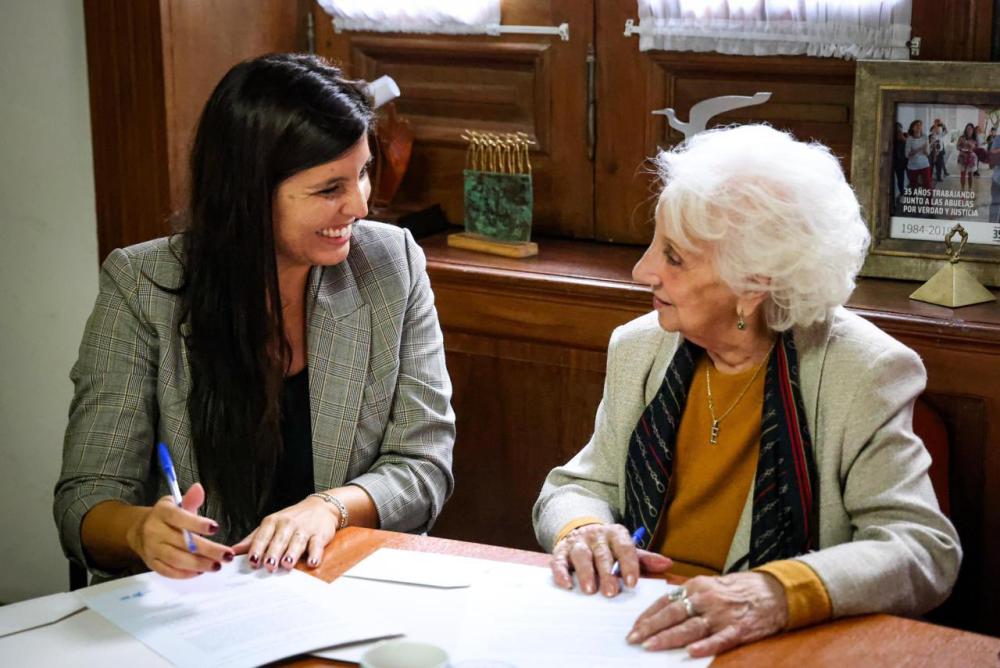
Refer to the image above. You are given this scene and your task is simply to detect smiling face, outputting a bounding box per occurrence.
[631,211,743,346]
[271,136,372,272]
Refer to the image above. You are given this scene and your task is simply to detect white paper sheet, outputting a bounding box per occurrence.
[0,608,169,666]
[317,550,712,667]
[0,591,86,639]
[454,561,711,668]
[317,576,468,662]
[76,556,396,668]
[341,547,479,588]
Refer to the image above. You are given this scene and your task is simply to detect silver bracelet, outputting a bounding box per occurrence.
[309,492,348,529]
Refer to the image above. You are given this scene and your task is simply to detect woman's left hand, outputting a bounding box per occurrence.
[627,572,788,657]
[232,496,340,571]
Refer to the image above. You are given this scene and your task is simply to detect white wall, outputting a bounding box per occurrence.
[0,1,99,602]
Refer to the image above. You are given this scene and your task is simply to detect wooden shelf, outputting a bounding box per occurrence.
[422,231,1000,340]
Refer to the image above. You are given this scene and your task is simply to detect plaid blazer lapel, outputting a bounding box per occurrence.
[306,263,371,492]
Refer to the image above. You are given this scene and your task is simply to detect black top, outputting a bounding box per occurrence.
[265,367,315,516]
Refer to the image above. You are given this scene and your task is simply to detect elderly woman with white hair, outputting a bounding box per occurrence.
[532,125,961,657]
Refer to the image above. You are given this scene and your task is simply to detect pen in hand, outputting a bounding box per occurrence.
[611,527,647,579]
[157,442,198,553]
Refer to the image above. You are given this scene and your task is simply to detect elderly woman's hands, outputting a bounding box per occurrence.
[232,495,340,571]
[627,572,788,657]
[550,523,672,597]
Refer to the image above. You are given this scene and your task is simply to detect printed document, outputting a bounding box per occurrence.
[317,549,711,667]
[76,556,395,668]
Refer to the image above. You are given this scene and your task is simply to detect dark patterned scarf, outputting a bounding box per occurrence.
[622,331,817,569]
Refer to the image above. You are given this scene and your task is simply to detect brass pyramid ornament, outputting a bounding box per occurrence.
[909,224,997,308]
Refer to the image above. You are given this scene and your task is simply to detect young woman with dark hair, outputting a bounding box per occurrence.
[55,53,455,581]
[957,123,979,189]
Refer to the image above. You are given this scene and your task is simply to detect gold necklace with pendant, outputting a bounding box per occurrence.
[705,340,776,446]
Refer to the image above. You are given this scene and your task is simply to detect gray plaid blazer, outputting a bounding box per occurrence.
[55,221,455,575]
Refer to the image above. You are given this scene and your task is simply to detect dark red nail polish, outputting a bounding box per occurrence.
[283,555,293,564]
[212,562,221,572]
[223,552,234,563]
[208,522,220,534]
[308,558,318,567]
[266,557,276,567]
[249,553,259,564]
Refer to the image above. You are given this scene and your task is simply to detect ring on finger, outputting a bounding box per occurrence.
[668,587,687,602]
[683,596,697,618]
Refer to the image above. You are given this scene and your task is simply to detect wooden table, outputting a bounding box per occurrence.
[290,527,1000,667]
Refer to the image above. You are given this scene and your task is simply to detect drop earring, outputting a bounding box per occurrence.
[736,309,746,331]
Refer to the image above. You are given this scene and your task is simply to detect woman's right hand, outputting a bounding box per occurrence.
[550,523,672,598]
[126,483,234,578]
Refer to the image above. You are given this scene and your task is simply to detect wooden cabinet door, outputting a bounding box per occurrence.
[593,0,855,245]
[313,0,595,239]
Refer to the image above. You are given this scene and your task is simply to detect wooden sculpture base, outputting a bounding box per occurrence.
[447,232,539,258]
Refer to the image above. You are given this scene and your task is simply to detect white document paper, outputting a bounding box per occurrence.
[317,575,471,662]
[0,591,86,639]
[0,608,169,666]
[76,556,396,668]
[453,561,712,668]
[341,547,477,588]
[317,550,712,667]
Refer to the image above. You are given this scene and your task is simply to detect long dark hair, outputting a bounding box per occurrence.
[179,53,373,536]
[963,123,978,141]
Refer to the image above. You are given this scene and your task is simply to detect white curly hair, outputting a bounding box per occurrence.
[653,124,870,331]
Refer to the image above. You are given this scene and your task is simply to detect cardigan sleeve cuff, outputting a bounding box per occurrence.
[755,559,833,630]
[553,516,606,549]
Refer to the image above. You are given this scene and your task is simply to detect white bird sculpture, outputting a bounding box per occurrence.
[652,92,772,140]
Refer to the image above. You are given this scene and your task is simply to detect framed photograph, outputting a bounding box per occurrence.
[852,60,1000,287]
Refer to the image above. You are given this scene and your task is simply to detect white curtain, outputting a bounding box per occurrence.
[317,0,502,36]
[636,0,912,60]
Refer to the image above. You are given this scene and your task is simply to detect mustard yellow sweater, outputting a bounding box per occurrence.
[557,354,830,630]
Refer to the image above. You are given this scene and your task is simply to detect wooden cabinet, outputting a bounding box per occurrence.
[313,0,596,239]
[87,1,995,255]
[316,0,994,245]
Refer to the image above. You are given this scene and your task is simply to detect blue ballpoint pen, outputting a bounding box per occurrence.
[611,527,647,578]
[157,442,198,553]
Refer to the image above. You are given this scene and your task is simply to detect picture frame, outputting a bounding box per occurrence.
[852,60,1000,287]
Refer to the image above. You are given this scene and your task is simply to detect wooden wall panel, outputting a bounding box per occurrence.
[911,0,995,61]
[84,0,172,264]
[85,0,307,261]
[159,0,308,213]
[433,336,610,550]
[313,0,595,239]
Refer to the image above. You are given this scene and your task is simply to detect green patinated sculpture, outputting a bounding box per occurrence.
[463,170,533,242]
